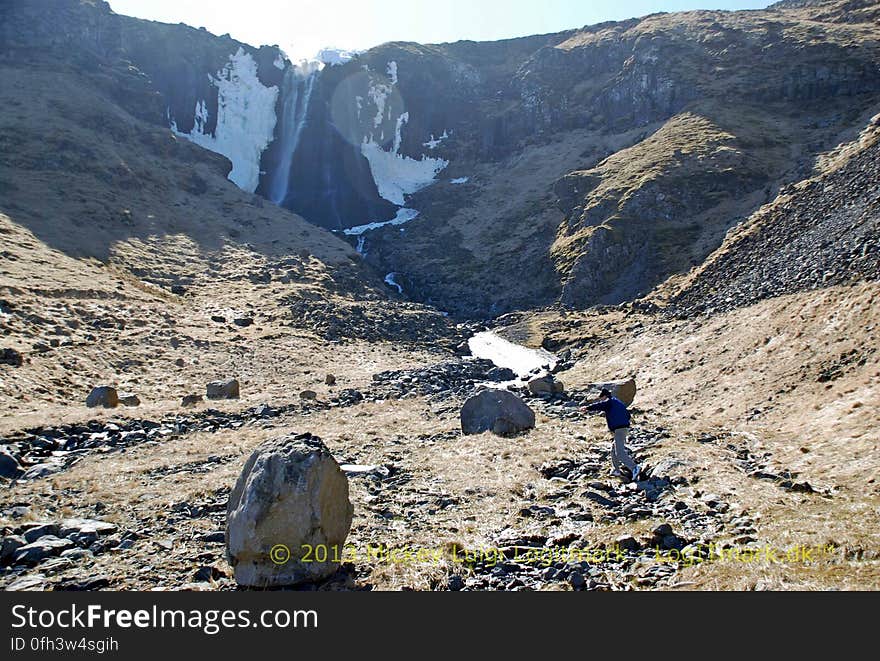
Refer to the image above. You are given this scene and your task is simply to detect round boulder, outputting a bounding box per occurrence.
[86,386,118,408]
[226,433,354,588]
[206,379,240,400]
[461,389,536,437]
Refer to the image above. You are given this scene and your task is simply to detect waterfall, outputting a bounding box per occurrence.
[268,66,318,206]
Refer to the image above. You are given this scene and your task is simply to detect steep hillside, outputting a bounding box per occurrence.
[0,5,458,417]
[668,112,880,314]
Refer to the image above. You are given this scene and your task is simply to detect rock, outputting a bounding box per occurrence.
[206,379,240,400]
[58,519,117,545]
[325,374,336,386]
[588,379,637,406]
[0,535,26,566]
[56,575,109,591]
[299,390,318,401]
[653,523,674,538]
[119,393,141,407]
[5,574,47,591]
[616,535,641,552]
[487,367,517,381]
[569,572,586,590]
[30,437,57,450]
[21,461,65,480]
[13,535,75,565]
[233,317,254,328]
[201,531,226,544]
[23,524,59,543]
[211,315,226,324]
[175,358,185,367]
[60,548,93,560]
[86,386,119,408]
[181,394,203,407]
[0,449,22,478]
[193,565,226,582]
[226,433,354,588]
[1,348,23,367]
[171,285,187,295]
[447,575,465,591]
[460,389,536,437]
[527,375,565,395]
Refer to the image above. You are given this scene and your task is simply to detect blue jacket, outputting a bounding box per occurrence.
[586,396,631,431]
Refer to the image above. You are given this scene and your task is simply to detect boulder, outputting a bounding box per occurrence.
[588,379,637,406]
[13,535,75,565]
[0,449,22,479]
[460,389,536,437]
[86,386,118,408]
[226,433,354,588]
[299,390,318,401]
[119,393,141,407]
[181,394,203,407]
[487,367,517,382]
[207,379,240,400]
[527,375,565,396]
[0,348,23,367]
[325,374,336,386]
[0,535,26,566]
[23,523,59,543]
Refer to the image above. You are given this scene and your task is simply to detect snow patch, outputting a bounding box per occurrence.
[273,51,286,70]
[355,61,449,206]
[386,60,398,85]
[361,138,448,206]
[170,47,278,193]
[468,331,557,379]
[317,47,358,66]
[384,273,404,294]
[450,177,469,184]
[343,208,420,236]
[423,130,449,150]
[355,235,367,256]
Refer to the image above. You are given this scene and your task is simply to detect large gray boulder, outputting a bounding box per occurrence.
[207,379,240,400]
[461,389,536,437]
[86,386,118,408]
[226,434,354,588]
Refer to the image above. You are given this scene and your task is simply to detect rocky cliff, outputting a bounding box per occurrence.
[3,0,879,318]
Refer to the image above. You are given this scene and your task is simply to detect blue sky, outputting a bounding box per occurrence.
[108,0,775,61]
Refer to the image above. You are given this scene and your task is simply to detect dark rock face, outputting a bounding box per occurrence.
[460,389,536,436]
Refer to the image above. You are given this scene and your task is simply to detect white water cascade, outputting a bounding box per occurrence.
[268,65,319,205]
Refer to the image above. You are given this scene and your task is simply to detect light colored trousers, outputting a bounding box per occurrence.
[611,427,637,474]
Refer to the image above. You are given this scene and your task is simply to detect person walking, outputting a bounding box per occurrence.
[582,389,640,482]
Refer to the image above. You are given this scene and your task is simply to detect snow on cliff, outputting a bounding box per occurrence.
[359,61,449,206]
[171,47,278,193]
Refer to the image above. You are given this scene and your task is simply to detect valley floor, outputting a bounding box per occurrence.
[2,274,877,591]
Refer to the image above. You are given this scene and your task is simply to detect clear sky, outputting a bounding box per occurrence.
[108,0,775,61]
